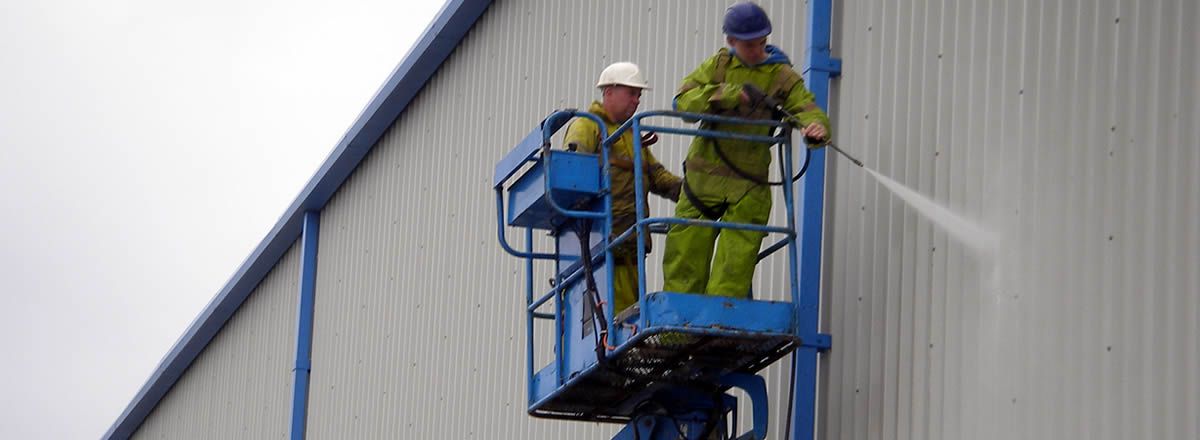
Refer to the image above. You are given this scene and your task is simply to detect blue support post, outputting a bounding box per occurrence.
[290,211,320,440]
[600,121,616,350]
[554,225,566,387]
[525,227,536,402]
[630,118,648,326]
[791,1,841,439]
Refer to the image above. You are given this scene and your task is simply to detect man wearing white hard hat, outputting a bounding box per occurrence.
[563,62,682,314]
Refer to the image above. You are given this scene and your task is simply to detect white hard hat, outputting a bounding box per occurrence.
[595,62,650,90]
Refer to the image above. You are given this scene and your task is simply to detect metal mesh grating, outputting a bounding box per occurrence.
[531,329,799,422]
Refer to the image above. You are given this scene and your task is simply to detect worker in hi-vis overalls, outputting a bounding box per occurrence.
[563,62,682,313]
[663,1,832,299]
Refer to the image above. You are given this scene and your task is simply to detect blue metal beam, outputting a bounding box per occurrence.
[791,0,841,439]
[289,211,320,439]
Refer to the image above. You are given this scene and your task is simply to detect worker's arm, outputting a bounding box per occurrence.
[644,151,681,202]
[563,119,601,153]
[781,79,832,143]
[673,57,742,115]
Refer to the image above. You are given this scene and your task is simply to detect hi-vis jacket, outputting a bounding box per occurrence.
[674,45,832,182]
[563,101,682,256]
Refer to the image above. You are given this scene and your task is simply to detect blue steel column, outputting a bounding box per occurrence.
[525,228,536,401]
[630,119,648,320]
[791,0,841,439]
[289,211,320,440]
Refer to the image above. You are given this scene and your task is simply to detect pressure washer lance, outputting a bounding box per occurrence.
[743,84,864,168]
[822,142,864,168]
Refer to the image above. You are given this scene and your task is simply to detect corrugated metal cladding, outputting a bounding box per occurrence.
[129,0,1199,439]
[132,241,301,439]
[306,0,813,438]
[822,0,1198,439]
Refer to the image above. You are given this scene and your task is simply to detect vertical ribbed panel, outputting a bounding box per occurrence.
[306,1,813,438]
[823,0,1199,439]
[132,242,300,440]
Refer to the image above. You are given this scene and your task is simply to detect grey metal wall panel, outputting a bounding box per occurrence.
[126,0,1200,439]
[306,0,812,438]
[132,241,300,439]
[822,0,1199,439]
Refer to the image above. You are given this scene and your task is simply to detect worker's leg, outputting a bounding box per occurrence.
[662,177,723,294]
[605,215,643,313]
[706,184,771,298]
[611,261,638,313]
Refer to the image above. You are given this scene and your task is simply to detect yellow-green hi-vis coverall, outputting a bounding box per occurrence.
[564,101,682,312]
[663,46,831,298]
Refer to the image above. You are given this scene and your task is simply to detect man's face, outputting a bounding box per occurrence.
[603,85,643,123]
[728,36,769,65]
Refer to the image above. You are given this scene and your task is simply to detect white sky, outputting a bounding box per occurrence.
[0,0,444,437]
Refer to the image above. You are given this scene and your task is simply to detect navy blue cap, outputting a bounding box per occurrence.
[723,2,772,40]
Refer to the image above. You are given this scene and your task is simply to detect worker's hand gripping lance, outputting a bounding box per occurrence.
[743,84,864,168]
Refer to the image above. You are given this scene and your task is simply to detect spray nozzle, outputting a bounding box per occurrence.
[826,142,865,168]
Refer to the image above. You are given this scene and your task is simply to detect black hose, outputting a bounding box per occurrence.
[709,124,813,186]
[574,220,609,364]
[784,354,797,439]
[711,137,782,186]
[793,147,812,183]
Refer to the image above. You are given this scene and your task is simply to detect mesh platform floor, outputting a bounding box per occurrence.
[530,329,799,422]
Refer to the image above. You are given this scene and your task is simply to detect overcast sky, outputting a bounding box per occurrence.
[0,0,443,437]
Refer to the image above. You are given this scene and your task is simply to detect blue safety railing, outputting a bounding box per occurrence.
[493,107,814,388]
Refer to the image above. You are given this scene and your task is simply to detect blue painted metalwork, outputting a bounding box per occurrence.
[641,292,794,336]
[610,409,727,439]
[717,373,770,440]
[639,124,784,146]
[494,192,556,260]
[496,109,612,392]
[507,151,602,229]
[788,0,841,439]
[102,1,496,438]
[492,111,578,188]
[630,116,647,329]
[607,374,767,440]
[524,228,536,409]
[288,211,320,440]
[496,110,817,440]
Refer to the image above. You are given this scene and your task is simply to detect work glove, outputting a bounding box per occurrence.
[744,84,829,147]
[640,131,658,147]
[742,83,785,117]
[661,179,681,203]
